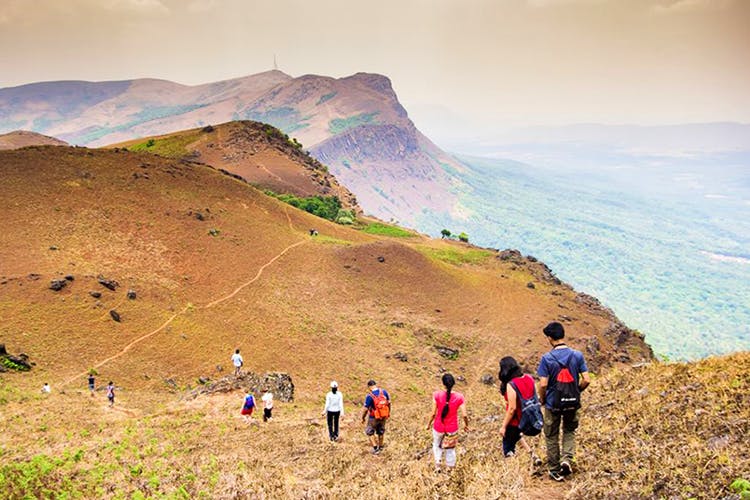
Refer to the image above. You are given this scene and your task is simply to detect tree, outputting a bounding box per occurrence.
[440,229,451,239]
[458,232,469,243]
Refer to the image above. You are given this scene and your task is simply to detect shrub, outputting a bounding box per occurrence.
[458,232,469,243]
[335,209,355,225]
[441,229,451,239]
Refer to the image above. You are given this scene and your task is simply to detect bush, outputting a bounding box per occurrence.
[458,232,469,243]
[271,193,342,222]
[335,209,355,225]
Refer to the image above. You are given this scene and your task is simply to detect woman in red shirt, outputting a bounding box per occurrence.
[499,356,543,465]
[427,373,469,472]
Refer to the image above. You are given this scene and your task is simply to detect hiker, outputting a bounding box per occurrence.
[41,382,51,394]
[88,374,96,396]
[261,388,274,422]
[106,381,115,407]
[241,390,256,422]
[231,349,243,377]
[499,356,543,466]
[309,228,318,236]
[360,380,391,454]
[322,381,344,442]
[538,322,590,481]
[426,373,469,472]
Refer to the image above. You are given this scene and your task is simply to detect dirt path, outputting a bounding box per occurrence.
[63,234,308,386]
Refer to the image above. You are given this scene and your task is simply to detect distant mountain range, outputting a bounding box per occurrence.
[0,71,465,225]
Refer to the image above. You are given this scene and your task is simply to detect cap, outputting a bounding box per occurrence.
[330,381,338,388]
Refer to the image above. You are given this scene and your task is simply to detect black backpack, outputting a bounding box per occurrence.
[549,352,581,412]
[510,377,544,436]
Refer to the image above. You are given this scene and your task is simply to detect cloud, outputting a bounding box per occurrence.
[100,0,169,14]
[652,0,737,14]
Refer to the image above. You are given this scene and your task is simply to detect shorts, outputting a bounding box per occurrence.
[89,384,95,391]
[241,407,254,416]
[365,417,386,436]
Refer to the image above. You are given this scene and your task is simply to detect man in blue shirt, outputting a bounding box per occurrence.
[538,322,590,481]
[360,380,391,454]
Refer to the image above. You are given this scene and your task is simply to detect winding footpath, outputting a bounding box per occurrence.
[63,230,307,387]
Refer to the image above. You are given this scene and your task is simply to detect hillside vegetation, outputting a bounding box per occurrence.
[4,144,736,499]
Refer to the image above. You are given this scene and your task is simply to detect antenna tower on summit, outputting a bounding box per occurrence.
[273,54,278,71]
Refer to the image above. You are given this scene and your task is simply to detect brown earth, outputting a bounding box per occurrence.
[0,145,667,498]
[111,121,360,211]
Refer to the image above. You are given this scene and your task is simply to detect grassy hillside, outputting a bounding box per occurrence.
[0,145,665,498]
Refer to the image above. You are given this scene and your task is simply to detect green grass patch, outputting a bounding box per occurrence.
[328,112,379,135]
[312,235,352,246]
[361,223,415,238]
[417,246,494,266]
[128,132,201,158]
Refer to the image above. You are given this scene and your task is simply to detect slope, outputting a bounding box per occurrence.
[0,130,68,150]
[111,120,359,210]
[0,145,656,498]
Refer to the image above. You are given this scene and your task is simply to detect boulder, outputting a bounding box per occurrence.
[480,374,495,385]
[393,352,408,362]
[89,291,102,299]
[189,371,295,402]
[49,279,67,291]
[435,346,459,360]
[110,310,121,322]
[64,275,74,281]
[127,289,136,300]
[98,276,119,291]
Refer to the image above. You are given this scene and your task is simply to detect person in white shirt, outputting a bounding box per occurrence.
[231,349,243,376]
[261,389,273,422]
[322,381,344,441]
[41,383,51,394]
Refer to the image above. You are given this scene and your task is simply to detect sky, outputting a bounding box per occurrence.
[1,0,749,142]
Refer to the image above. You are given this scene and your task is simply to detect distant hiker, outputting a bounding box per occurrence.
[231,349,244,377]
[427,373,469,472]
[261,388,274,422]
[107,381,115,407]
[88,374,96,396]
[241,391,256,422]
[538,322,590,481]
[360,379,391,454]
[322,381,344,442]
[41,382,51,394]
[309,228,318,236]
[499,356,543,466]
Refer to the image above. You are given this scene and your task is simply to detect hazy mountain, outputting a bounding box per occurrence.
[0,71,465,225]
[0,130,68,150]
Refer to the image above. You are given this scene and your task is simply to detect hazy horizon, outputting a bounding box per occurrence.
[1,0,748,144]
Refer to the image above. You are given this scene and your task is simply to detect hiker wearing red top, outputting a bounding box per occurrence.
[499,356,542,466]
[538,322,590,482]
[360,380,390,454]
[426,373,469,472]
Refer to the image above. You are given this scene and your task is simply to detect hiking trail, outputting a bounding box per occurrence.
[63,230,308,386]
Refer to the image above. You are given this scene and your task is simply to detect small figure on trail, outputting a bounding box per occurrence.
[499,356,543,467]
[231,349,243,377]
[41,382,51,394]
[261,388,274,422]
[241,391,256,422]
[360,380,391,455]
[88,373,96,396]
[538,322,590,482]
[427,373,468,472]
[309,228,318,236]
[322,381,344,442]
[106,381,115,407]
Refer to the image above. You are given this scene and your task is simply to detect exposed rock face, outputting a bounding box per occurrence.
[189,372,294,402]
[435,346,459,360]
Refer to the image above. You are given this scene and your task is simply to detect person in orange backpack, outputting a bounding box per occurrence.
[360,379,391,454]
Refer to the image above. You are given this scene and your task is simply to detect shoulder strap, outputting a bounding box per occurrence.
[548,349,570,369]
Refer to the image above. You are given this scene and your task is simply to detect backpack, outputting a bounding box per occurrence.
[549,352,581,412]
[244,395,255,409]
[369,390,390,420]
[510,377,543,436]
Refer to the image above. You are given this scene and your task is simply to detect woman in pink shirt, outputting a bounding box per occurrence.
[427,373,469,472]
